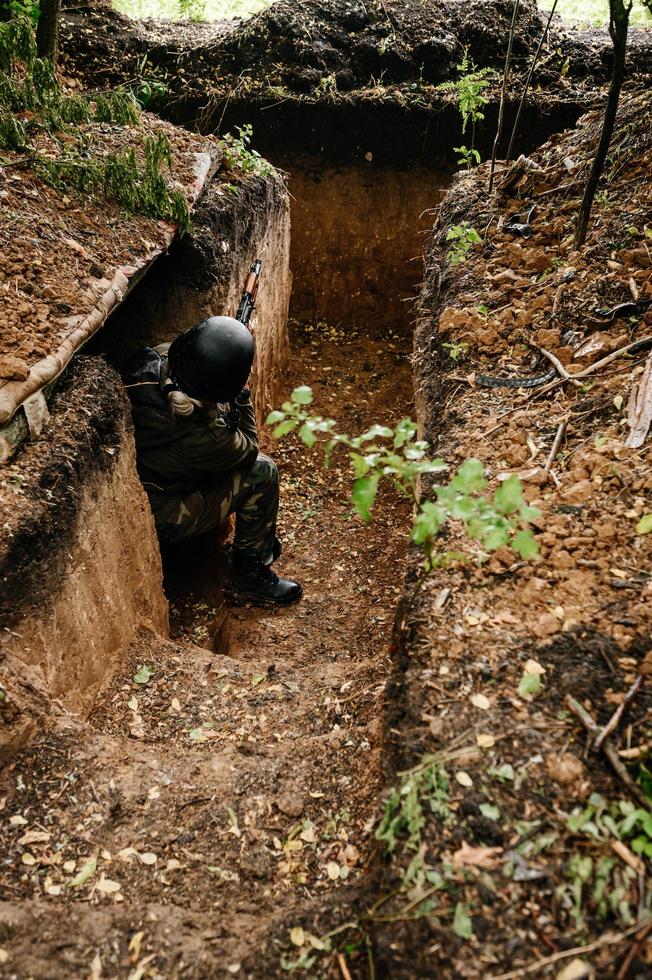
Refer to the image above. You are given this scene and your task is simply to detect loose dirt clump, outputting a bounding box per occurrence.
[0,315,414,976]
[372,89,652,977]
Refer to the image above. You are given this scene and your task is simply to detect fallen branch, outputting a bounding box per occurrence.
[617,917,652,979]
[543,418,568,478]
[488,921,650,980]
[566,695,652,812]
[533,345,583,388]
[626,351,652,448]
[573,336,652,380]
[595,676,643,751]
[532,337,652,392]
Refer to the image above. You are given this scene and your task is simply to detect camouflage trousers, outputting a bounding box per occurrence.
[149,453,279,561]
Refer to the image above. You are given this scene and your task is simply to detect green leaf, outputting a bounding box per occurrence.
[452,458,486,493]
[483,526,510,551]
[479,803,500,821]
[518,669,542,700]
[350,452,371,478]
[298,423,317,448]
[512,529,539,559]
[362,424,394,441]
[489,763,514,783]
[273,419,299,439]
[493,475,524,515]
[291,386,313,405]
[68,856,97,888]
[265,410,285,425]
[352,473,381,522]
[453,902,473,940]
[133,665,153,685]
[636,514,652,535]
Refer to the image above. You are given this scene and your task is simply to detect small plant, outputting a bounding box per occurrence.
[315,72,338,100]
[438,49,494,166]
[0,11,190,230]
[559,793,652,927]
[454,144,481,170]
[222,123,272,176]
[266,387,539,587]
[445,223,482,266]
[376,757,453,885]
[442,341,468,362]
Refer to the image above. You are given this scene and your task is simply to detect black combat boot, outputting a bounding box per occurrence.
[226,551,302,606]
[263,536,282,567]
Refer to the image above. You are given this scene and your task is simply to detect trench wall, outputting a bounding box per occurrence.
[91,170,292,420]
[0,359,167,756]
[1,168,292,757]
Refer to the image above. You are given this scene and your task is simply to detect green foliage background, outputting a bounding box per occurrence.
[111,0,651,26]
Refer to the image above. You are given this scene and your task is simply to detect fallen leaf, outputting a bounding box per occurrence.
[456,771,473,787]
[128,931,145,962]
[470,693,491,710]
[556,958,592,980]
[139,853,157,866]
[476,733,495,748]
[95,875,122,895]
[452,841,503,870]
[133,665,153,685]
[326,861,340,880]
[453,902,473,940]
[9,815,27,827]
[21,852,36,866]
[89,953,102,980]
[290,926,305,947]
[68,856,97,888]
[18,830,50,846]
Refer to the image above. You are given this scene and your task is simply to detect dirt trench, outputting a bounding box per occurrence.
[0,154,449,975]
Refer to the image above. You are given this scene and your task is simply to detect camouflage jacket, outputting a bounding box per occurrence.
[122,344,259,497]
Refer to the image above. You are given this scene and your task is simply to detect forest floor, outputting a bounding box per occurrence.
[0,317,413,978]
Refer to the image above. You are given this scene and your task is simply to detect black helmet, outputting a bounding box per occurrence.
[167,316,254,403]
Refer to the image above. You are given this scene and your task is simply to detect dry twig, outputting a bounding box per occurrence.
[595,676,643,751]
[543,419,567,478]
[566,695,652,812]
[488,921,651,980]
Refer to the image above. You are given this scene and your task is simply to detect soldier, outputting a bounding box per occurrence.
[122,316,302,606]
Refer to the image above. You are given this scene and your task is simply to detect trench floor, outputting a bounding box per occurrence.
[0,319,413,978]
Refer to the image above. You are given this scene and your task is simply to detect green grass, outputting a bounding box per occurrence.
[112,0,650,28]
[538,0,651,27]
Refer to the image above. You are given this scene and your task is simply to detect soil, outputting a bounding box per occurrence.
[0,357,126,628]
[61,0,652,106]
[0,114,217,376]
[0,316,414,977]
[372,89,652,977]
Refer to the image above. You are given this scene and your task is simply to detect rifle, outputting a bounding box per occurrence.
[236,258,262,329]
[225,259,262,432]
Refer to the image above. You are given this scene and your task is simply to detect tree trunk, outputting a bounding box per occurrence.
[574,0,632,249]
[36,0,61,63]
